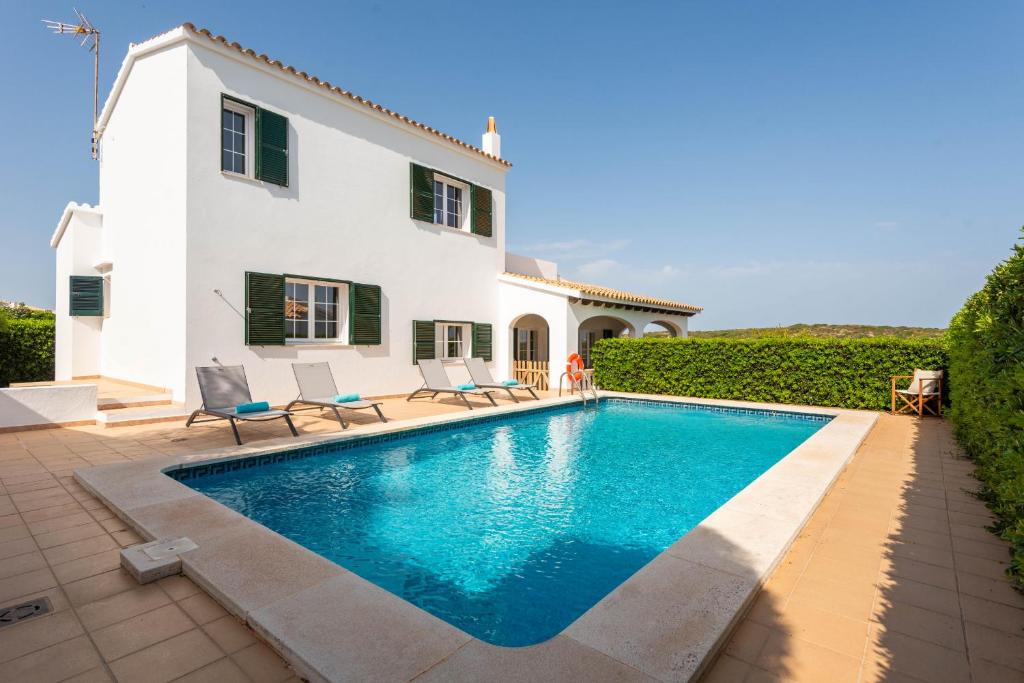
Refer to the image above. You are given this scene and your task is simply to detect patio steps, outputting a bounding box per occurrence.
[95,403,190,428]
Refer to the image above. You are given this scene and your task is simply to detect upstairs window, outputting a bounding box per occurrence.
[433,175,468,230]
[222,101,254,177]
[284,278,346,342]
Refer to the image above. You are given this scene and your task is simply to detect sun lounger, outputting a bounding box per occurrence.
[185,365,298,445]
[285,362,387,429]
[407,359,498,409]
[465,357,539,402]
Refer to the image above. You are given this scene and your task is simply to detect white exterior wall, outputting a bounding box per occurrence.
[0,385,97,429]
[54,208,104,379]
[497,281,569,390]
[96,44,189,395]
[181,42,508,407]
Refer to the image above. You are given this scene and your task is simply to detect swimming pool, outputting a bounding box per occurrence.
[176,399,826,646]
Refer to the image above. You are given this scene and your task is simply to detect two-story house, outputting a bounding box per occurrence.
[52,23,701,411]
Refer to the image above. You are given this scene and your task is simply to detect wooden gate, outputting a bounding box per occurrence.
[512,361,549,391]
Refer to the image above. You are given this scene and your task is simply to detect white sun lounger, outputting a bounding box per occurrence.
[185,365,298,445]
[285,362,387,430]
[465,357,539,402]
[407,359,498,409]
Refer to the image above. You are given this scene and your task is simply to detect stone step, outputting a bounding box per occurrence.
[96,392,174,410]
[95,404,190,428]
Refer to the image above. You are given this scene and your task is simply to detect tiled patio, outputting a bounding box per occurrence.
[702,414,1024,683]
[0,397,1020,682]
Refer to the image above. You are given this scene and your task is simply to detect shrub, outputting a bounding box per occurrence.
[592,336,948,411]
[0,317,55,387]
[947,229,1024,589]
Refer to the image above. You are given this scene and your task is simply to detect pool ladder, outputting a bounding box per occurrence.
[559,370,600,406]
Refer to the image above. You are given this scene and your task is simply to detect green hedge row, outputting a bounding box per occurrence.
[947,230,1024,589]
[0,318,55,387]
[591,336,948,411]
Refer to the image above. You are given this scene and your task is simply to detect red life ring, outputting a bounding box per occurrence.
[566,353,585,382]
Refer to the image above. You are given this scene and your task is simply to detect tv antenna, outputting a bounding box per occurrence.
[43,9,101,159]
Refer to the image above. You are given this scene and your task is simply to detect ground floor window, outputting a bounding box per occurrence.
[436,322,470,359]
[285,278,347,342]
[514,328,538,361]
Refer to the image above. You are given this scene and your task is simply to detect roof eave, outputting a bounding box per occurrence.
[95,24,512,170]
[51,202,102,249]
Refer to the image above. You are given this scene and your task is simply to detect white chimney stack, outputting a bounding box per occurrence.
[482,116,501,158]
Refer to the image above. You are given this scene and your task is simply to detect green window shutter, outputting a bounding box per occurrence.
[470,185,493,237]
[349,283,382,345]
[69,276,103,316]
[410,163,435,222]
[256,108,288,186]
[245,272,285,345]
[412,320,436,364]
[472,322,493,362]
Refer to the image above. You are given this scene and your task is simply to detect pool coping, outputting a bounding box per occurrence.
[74,393,878,682]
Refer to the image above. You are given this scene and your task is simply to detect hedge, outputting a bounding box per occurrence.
[591,336,948,411]
[947,229,1024,589]
[0,317,55,387]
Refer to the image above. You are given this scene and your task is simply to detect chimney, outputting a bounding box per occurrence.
[482,116,501,158]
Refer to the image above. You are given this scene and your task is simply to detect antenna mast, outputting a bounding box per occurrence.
[43,9,101,159]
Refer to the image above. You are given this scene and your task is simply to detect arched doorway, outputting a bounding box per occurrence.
[643,320,680,338]
[577,315,635,368]
[510,313,551,389]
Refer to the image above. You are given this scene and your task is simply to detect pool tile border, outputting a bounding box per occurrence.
[74,393,877,682]
[166,397,832,483]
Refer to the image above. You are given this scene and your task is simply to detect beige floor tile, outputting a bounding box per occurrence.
[865,624,971,682]
[92,602,194,661]
[176,657,253,683]
[78,583,172,631]
[33,520,109,550]
[872,601,965,652]
[0,549,47,580]
[770,600,869,659]
[0,608,84,664]
[964,621,1024,672]
[231,642,295,683]
[202,615,257,654]
[52,548,121,584]
[755,631,861,683]
[0,566,57,604]
[42,533,119,565]
[1,634,103,682]
[158,574,201,601]
[178,591,230,625]
[63,568,139,607]
[108,629,223,683]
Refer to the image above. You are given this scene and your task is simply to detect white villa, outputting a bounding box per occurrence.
[51,23,701,411]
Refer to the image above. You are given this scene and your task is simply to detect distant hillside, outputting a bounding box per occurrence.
[686,324,946,340]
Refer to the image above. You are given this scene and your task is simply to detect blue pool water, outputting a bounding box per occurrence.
[182,400,825,646]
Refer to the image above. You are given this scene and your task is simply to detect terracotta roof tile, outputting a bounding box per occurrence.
[503,272,702,313]
[179,23,511,167]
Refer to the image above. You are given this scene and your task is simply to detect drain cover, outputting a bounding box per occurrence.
[0,597,52,629]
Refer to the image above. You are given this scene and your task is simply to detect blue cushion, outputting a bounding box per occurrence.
[333,393,361,404]
[457,384,476,391]
[235,401,270,414]
[501,379,519,386]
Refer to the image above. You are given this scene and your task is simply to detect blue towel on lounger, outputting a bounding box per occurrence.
[235,401,270,414]
[457,384,476,391]
[502,379,519,386]
[333,393,360,403]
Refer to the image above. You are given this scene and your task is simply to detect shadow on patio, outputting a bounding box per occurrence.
[702,414,1024,682]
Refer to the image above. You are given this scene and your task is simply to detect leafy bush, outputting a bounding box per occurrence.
[592,336,947,411]
[0,317,55,387]
[947,229,1024,589]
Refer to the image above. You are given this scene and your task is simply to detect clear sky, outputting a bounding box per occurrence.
[2,1,1021,329]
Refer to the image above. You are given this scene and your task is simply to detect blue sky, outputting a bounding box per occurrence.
[2,1,1021,329]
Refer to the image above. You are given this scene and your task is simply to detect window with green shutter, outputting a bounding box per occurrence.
[245,272,285,345]
[410,163,435,222]
[472,322,493,361]
[470,185,493,237]
[349,283,382,345]
[69,276,103,317]
[412,320,436,364]
[221,95,288,186]
[256,108,288,186]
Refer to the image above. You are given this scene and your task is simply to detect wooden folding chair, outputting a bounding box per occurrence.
[891,369,943,416]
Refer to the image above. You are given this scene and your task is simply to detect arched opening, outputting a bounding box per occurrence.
[510,313,550,390]
[643,320,680,338]
[577,315,635,368]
